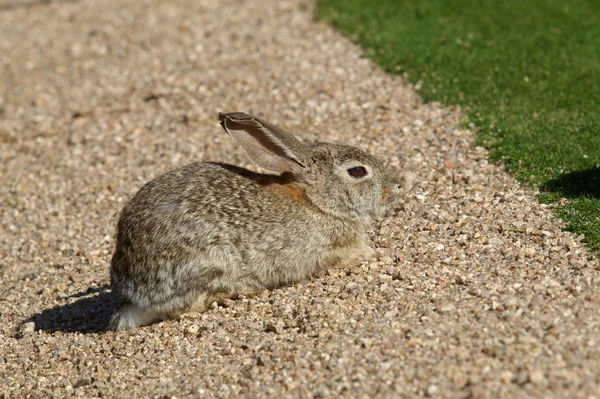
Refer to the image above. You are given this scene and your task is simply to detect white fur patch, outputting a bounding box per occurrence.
[111,306,165,330]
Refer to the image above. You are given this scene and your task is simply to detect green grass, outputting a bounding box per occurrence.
[317,0,600,254]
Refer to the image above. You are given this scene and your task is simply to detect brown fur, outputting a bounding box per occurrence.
[265,183,312,205]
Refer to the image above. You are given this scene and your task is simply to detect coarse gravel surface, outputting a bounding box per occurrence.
[1,0,599,398]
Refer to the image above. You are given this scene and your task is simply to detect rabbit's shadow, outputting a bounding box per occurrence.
[27,285,117,334]
[541,167,600,199]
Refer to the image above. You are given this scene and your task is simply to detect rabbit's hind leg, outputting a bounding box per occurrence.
[109,305,168,330]
[174,285,265,322]
[187,291,210,312]
[204,284,265,309]
[204,275,266,306]
[170,292,210,320]
[176,291,252,319]
[205,290,255,307]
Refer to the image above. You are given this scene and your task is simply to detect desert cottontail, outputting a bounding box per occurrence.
[109,112,401,330]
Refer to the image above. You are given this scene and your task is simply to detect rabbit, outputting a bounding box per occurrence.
[109,112,401,330]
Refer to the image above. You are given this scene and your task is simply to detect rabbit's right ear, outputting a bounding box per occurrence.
[218,112,310,176]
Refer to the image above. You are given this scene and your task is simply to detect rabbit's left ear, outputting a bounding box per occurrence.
[219,112,309,175]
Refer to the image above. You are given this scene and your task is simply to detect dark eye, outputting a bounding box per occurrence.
[347,166,368,179]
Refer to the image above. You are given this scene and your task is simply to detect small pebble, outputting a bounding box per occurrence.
[186,324,200,335]
[19,322,36,335]
[529,369,546,386]
[427,384,439,396]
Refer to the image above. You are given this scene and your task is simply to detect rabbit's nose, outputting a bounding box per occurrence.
[390,175,403,194]
[396,171,415,193]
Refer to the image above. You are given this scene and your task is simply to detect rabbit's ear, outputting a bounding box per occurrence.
[218,112,309,175]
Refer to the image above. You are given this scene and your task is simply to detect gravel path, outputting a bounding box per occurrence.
[1,0,599,397]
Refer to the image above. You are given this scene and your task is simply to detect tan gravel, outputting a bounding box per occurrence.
[1,0,599,398]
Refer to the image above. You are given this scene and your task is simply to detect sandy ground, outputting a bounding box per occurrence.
[1,0,599,397]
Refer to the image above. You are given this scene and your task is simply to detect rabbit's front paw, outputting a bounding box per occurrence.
[324,244,375,269]
[345,244,375,266]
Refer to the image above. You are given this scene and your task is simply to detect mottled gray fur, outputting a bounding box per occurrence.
[109,112,401,329]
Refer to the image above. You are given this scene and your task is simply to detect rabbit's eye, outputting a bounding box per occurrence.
[347,166,368,179]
